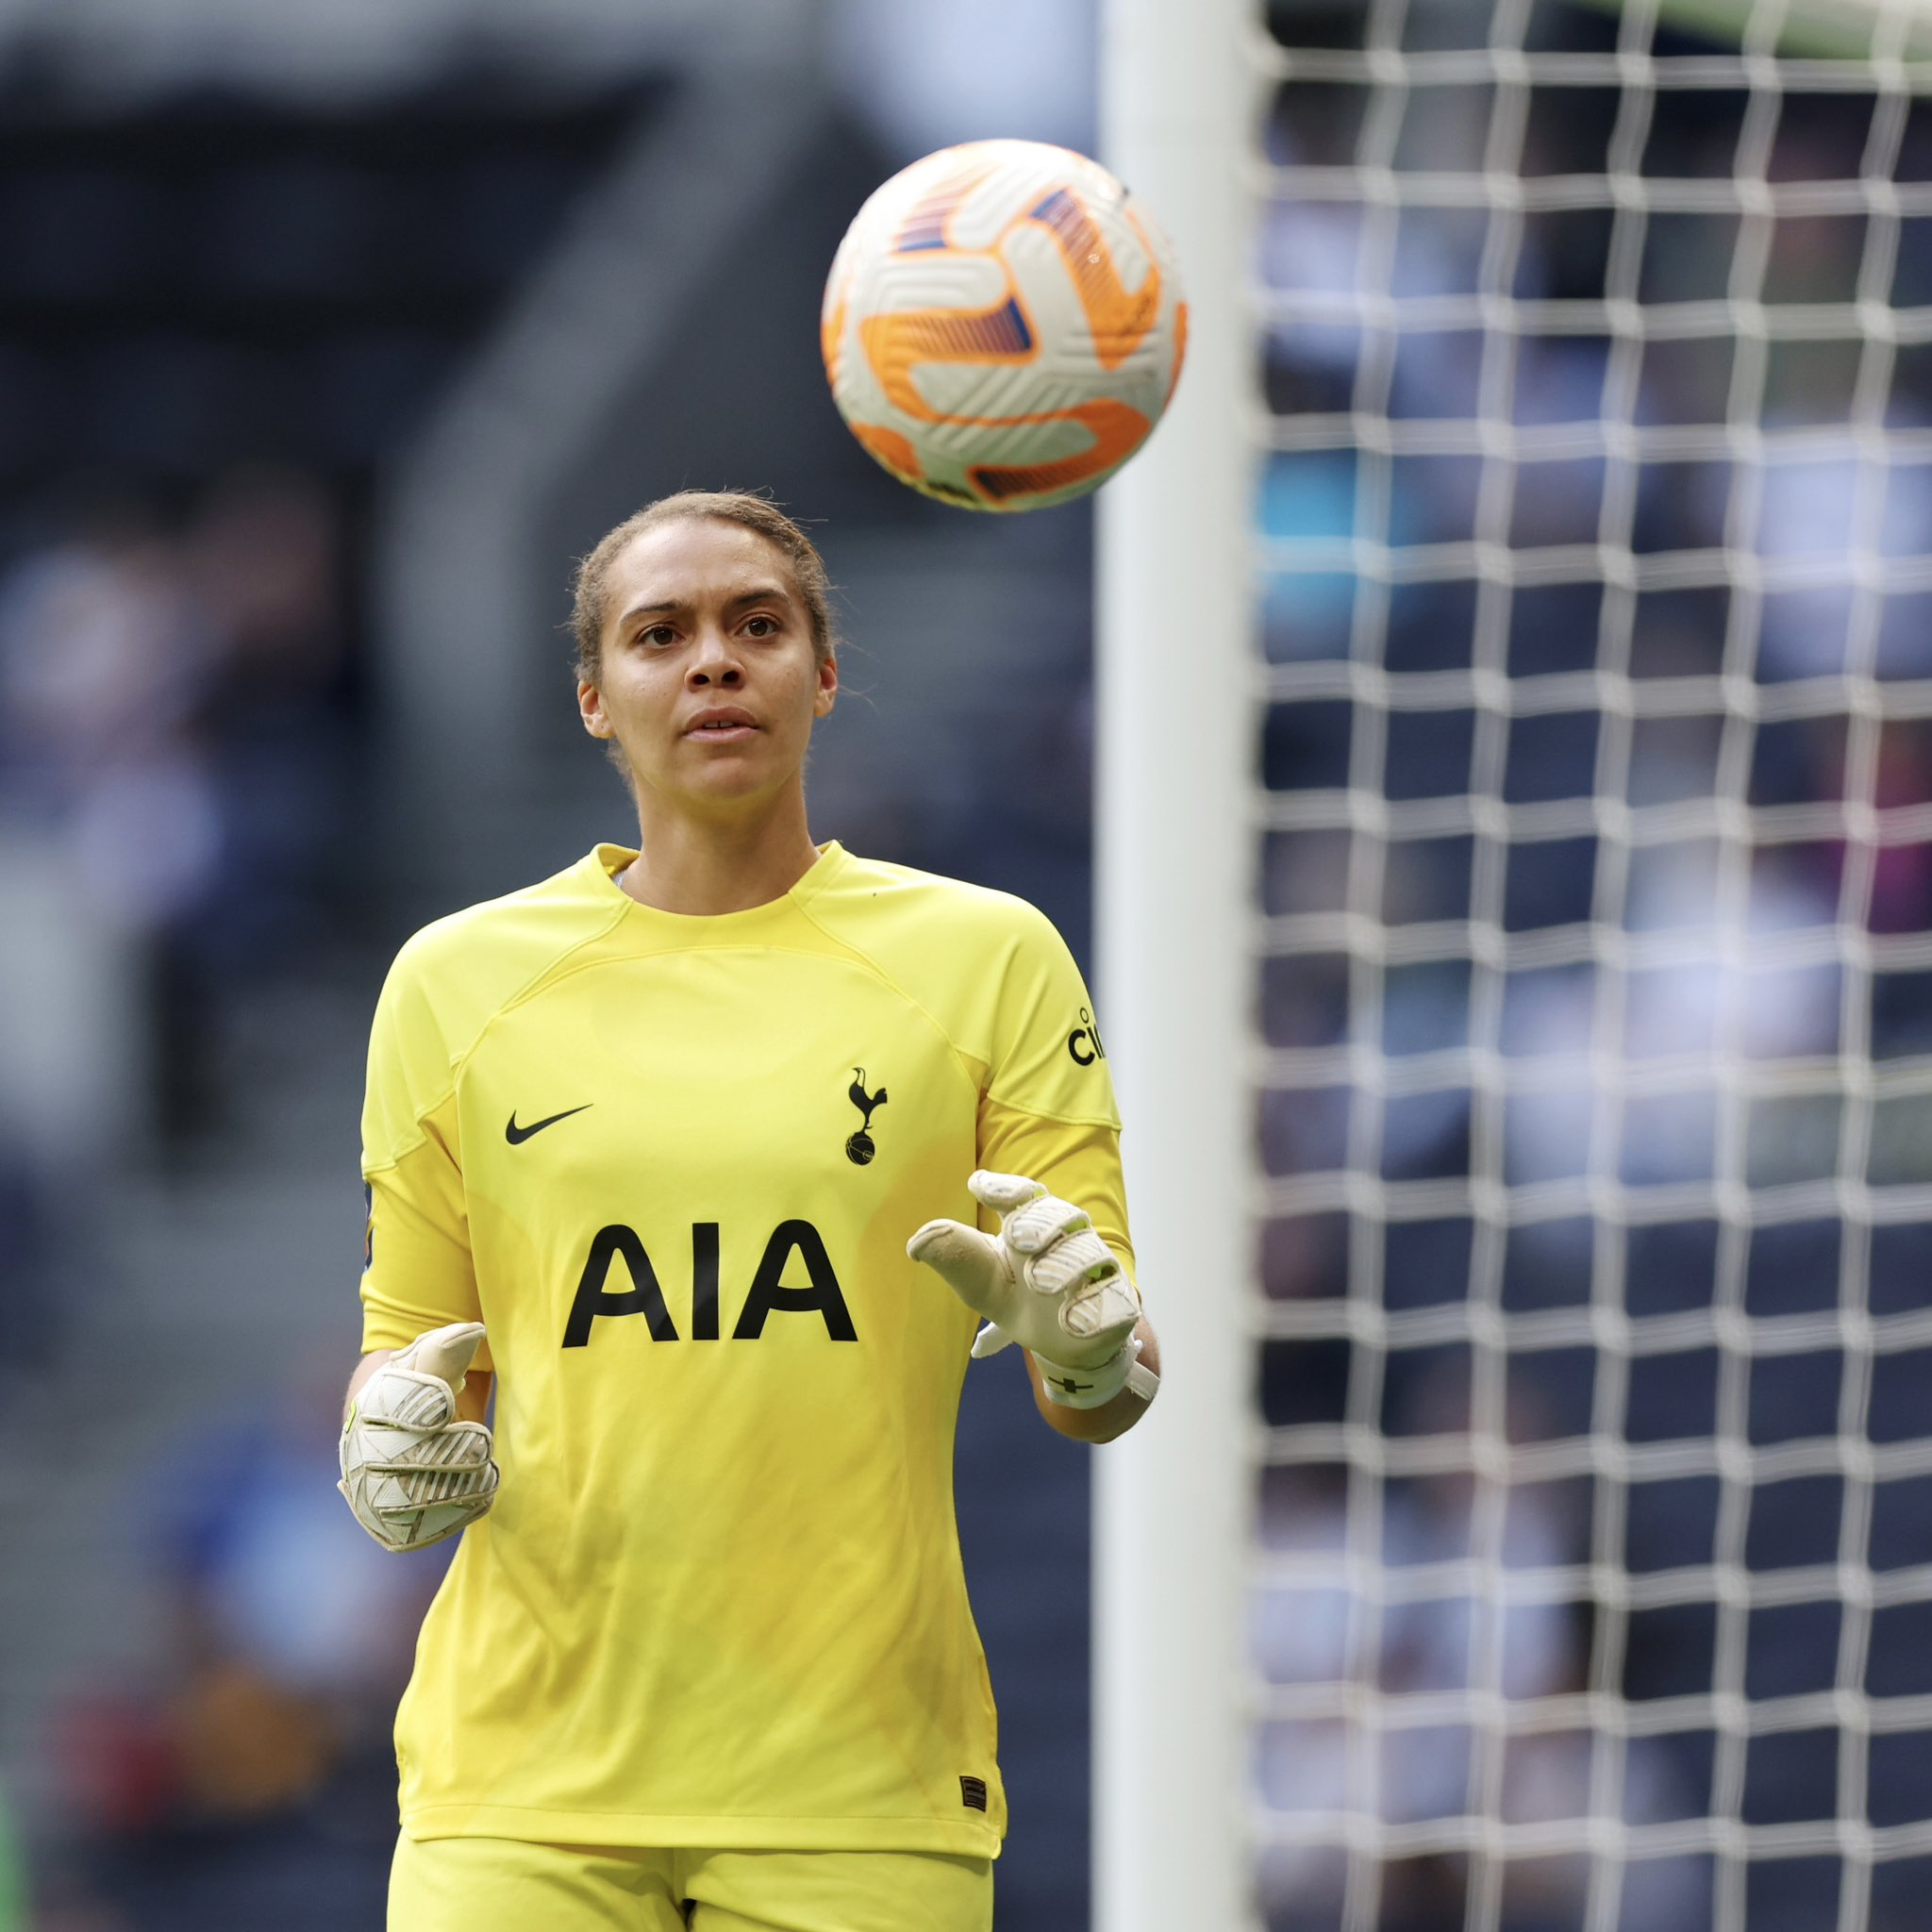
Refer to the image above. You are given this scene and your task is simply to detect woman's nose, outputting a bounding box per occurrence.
[688,625,741,684]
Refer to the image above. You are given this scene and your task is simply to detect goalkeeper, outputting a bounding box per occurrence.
[341,491,1159,1932]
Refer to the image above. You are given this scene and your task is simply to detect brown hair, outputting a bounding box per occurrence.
[570,490,838,683]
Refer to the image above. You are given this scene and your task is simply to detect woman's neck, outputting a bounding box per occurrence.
[616,795,823,915]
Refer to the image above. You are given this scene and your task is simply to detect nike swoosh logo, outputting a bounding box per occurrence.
[506,1104,592,1144]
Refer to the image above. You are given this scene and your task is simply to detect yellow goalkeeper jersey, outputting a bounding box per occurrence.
[358,841,1134,1857]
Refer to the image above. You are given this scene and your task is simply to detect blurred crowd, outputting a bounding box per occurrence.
[1,468,349,1103]
[32,1383,441,1932]
[0,464,356,1368]
[1250,6,1932,1929]
[0,468,393,1932]
[0,468,365,1925]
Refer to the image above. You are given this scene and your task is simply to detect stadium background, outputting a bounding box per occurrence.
[4,0,1932,1929]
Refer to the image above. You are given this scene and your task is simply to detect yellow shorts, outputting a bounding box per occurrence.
[388,1833,995,1932]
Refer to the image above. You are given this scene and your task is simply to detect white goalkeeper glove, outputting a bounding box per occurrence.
[339,1321,499,1552]
[908,1170,1156,1409]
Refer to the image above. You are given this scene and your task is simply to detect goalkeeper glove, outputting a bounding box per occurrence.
[908,1170,1156,1409]
[339,1321,499,1552]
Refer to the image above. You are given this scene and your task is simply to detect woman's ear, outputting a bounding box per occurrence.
[578,680,611,738]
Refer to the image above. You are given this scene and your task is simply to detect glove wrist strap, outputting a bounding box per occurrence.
[1034,1335,1158,1410]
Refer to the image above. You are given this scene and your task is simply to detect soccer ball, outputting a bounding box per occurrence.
[821,140,1187,513]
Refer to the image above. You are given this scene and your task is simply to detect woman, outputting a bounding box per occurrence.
[339,491,1160,1932]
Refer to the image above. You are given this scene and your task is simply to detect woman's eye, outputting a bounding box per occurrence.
[743,615,779,638]
[640,625,676,647]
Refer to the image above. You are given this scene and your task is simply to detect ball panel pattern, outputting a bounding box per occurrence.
[1023,187,1160,371]
[892,152,1001,253]
[822,138,1186,512]
[970,398,1152,507]
[848,420,923,486]
[1163,297,1190,412]
[857,291,1040,424]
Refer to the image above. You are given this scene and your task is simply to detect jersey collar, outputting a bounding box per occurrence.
[586,840,847,926]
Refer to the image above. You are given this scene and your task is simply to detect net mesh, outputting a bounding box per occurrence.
[1250,4,1932,1928]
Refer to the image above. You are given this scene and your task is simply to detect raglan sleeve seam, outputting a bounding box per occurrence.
[792,898,993,1104]
[365,898,633,1174]
[976,1090,1121,1133]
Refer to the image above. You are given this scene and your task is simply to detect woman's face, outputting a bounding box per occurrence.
[578,516,837,818]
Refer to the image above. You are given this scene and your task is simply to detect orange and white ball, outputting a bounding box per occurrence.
[821,139,1187,513]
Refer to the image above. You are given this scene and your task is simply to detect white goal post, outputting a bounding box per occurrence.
[1095,1,1259,1928]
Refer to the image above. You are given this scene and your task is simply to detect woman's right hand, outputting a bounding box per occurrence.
[339,1323,499,1552]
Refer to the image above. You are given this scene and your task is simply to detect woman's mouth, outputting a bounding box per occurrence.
[686,708,758,741]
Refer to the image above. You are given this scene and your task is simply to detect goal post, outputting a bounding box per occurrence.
[1093,2,1259,1928]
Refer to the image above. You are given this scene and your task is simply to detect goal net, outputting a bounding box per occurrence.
[1246,2,1932,1929]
